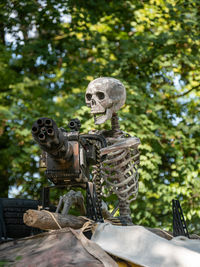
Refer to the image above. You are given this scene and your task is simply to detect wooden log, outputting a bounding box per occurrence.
[23,209,89,230]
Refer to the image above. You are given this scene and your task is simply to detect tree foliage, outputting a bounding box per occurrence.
[0,0,200,232]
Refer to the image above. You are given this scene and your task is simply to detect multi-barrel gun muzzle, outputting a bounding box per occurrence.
[32,117,71,159]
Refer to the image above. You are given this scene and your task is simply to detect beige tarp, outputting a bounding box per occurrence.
[91,223,200,267]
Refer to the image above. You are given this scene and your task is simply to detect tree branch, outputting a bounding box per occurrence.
[169,85,199,99]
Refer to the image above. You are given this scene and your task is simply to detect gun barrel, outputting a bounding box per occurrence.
[32,125,39,134]
[68,118,81,132]
[44,119,53,127]
[47,128,54,136]
[69,121,75,129]
[38,132,46,141]
[32,117,71,159]
[37,118,44,126]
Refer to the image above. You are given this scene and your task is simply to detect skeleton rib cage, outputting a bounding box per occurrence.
[101,136,140,205]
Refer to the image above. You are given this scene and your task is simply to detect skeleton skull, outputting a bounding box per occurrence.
[85,77,126,124]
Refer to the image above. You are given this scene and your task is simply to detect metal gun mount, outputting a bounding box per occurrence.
[32,117,106,188]
[32,117,106,221]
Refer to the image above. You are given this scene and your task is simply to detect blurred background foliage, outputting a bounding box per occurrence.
[0,0,199,233]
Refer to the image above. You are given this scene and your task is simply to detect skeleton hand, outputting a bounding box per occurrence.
[56,190,86,216]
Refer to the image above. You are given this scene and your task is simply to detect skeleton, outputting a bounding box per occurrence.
[55,77,140,224]
[85,77,140,224]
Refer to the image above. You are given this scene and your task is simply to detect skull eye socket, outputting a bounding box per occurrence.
[96,92,105,100]
[86,93,92,101]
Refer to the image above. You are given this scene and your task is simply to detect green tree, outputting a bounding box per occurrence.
[0,0,199,232]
